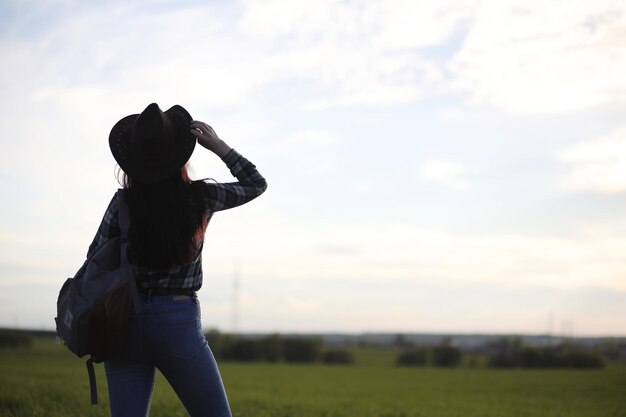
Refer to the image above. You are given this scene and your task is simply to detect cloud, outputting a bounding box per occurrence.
[420,158,470,190]
[557,127,626,193]
[238,0,626,114]
[261,129,343,176]
[448,0,626,114]
[237,0,471,109]
[238,0,472,50]
[3,0,624,118]
[290,129,342,147]
[194,220,626,292]
[236,0,626,113]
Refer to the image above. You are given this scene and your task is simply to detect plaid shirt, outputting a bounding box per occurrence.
[87,148,267,291]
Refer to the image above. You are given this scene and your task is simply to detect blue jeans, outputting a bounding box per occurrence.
[104,293,231,417]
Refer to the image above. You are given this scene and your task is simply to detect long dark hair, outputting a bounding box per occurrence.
[118,165,206,269]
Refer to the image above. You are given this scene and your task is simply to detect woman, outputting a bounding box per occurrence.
[89,103,267,417]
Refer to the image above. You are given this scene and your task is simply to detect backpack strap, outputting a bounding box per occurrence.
[117,189,142,314]
[86,358,98,404]
[83,192,142,406]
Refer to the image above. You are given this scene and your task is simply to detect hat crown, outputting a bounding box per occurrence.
[131,103,175,156]
[134,103,164,139]
[109,102,195,183]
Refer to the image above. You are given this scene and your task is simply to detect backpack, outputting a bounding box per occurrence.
[55,189,141,404]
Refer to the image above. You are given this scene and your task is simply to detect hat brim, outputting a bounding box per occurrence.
[109,105,196,183]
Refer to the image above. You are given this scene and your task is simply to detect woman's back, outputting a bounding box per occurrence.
[94,102,266,417]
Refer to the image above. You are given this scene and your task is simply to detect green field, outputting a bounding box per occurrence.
[1,336,625,417]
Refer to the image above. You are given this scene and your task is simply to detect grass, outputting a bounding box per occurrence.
[1,336,625,417]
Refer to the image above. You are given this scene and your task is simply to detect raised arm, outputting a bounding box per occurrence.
[190,121,267,212]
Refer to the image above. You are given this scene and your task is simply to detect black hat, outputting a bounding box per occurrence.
[109,103,196,183]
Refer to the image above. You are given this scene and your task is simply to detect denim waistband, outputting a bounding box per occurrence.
[138,286,196,296]
[138,292,197,303]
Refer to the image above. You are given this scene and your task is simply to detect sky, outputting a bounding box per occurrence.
[1,0,625,336]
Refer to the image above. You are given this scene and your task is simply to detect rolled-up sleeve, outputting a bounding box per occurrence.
[196,148,268,212]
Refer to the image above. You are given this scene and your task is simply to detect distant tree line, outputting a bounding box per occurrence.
[396,338,463,367]
[395,336,604,369]
[0,326,616,369]
[204,330,354,364]
[0,329,33,349]
[486,337,604,369]
[598,340,626,362]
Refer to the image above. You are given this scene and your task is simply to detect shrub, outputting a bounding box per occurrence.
[0,330,32,349]
[597,340,626,362]
[487,337,523,368]
[281,337,321,363]
[260,334,282,362]
[323,349,354,365]
[559,351,604,369]
[396,348,428,366]
[432,345,462,367]
[520,347,557,368]
[229,339,265,362]
[486,340,605,370]
[204,328,221,348]
[205,331,237,361]
[207,332,324,363]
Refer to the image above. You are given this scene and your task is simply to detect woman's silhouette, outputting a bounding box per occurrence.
[90,103,267,417]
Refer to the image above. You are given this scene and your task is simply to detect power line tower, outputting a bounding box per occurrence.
[547,311,555,345]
